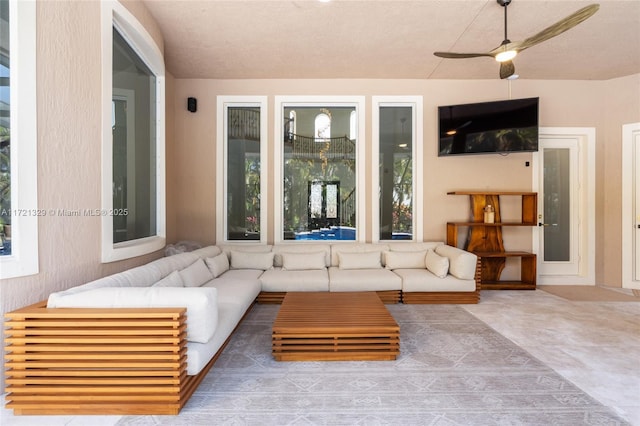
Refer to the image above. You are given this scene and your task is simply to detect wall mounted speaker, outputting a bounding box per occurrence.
[187,97,197,113]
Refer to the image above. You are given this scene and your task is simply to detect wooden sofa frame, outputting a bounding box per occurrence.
[4,300,252,415]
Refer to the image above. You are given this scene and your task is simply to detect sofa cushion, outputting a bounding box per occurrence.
[435,245,478,280]
[338,251,382,270]
[260,268,330,292]
[148,252,201,279]
[330,243,388,267]
[203,277,261,312]
[230,250,274,270]
[272,243,331,267]
[281,251,327,271]
[191,245,223,259]
[47,287,219,344]
[386,241,443,253]
[329,267,402,291]
[384,250,427,270]
[185,301,246,376]
[179,258,214,287]
[121,264,162,287]
[425,250,449,278]
[218,244,272,257]
[395,269,476,292]
[206,253,230,278]
[216,268,264,281]
[152,270,184,287]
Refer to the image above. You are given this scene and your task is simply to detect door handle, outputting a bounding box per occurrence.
[539,223,558,227]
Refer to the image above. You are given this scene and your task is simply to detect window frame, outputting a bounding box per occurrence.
[274,96,366,243]
[0,0,38,279]
[216,96,268,244]
[100,0,166,263]
[371,96,424,243]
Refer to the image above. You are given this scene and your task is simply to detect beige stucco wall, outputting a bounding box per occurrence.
[601,74,640,285]
[172,78,636,283]
[0,0,170,392]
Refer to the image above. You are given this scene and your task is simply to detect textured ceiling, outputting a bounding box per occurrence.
[141,0,640,80]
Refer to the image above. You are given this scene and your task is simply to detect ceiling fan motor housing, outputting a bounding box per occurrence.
[497,0,512,6]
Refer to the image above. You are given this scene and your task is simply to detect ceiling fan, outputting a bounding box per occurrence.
[434,0,600,79]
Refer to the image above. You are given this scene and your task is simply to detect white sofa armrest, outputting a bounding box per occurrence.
[434,245,478,280]
[47,287,218,344]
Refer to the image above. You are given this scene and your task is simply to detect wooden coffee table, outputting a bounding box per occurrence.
[272,292,400,361]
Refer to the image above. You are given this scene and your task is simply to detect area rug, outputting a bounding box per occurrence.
[539,285,640,302]
[117,304,629,426]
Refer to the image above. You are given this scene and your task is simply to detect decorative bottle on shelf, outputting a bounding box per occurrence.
[484,205,495,223]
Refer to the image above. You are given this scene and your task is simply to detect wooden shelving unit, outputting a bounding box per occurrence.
[447,191,537,290]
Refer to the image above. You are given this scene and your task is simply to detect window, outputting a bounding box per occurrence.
[372,97,423,242]
[275,97,366,242]
[216,97,268,243]
[0,0,38,278]
[101,1,165,262]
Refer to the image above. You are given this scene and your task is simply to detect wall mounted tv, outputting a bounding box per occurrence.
[438,97,539,156]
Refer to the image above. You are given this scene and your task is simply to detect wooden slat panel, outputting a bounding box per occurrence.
[4,298,257,415]
[402,292,479,304]
[272,292,400,361]
[4,305,189,415]
[259,291,401,305]
[257,292,287,304]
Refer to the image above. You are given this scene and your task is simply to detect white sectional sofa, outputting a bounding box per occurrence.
[4,241,478,416]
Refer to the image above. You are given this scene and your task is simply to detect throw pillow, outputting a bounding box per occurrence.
[152,270,184,287]
[435,244,477,280]
[179,258,214,287]
[281,251,326,271]
[337,251,382,270]
[205,253,230,278]
[425,249,449,278]
[384,250,428,270]
[230,250,275,270]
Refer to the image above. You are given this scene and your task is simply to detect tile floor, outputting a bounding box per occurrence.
[2,288,639,426]
[463,289,640,425]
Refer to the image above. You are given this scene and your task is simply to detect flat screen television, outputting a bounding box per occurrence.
[438,97,539,156]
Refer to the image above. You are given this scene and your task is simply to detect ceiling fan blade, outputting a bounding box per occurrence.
[499,60,515,79]
[434,52,493,59]
[517,4,600,52]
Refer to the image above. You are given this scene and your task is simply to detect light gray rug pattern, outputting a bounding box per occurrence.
[118,304,628,426]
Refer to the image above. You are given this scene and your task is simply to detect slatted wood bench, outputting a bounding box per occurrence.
[3,301,239,415]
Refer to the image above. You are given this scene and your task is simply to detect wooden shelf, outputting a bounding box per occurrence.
[447,191,537,196]
[447,191,538,290]
[472,251,536,258]
[448,222,537,227]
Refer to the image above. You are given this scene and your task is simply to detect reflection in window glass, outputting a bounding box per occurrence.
[227,107,261,240]
[0,0,10,255]
[283,106,356,241]
[112,28,157,243]
[379,107,413,240]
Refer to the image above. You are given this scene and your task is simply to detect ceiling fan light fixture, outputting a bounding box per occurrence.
[495,50,517,62]
[506,73,519,80]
